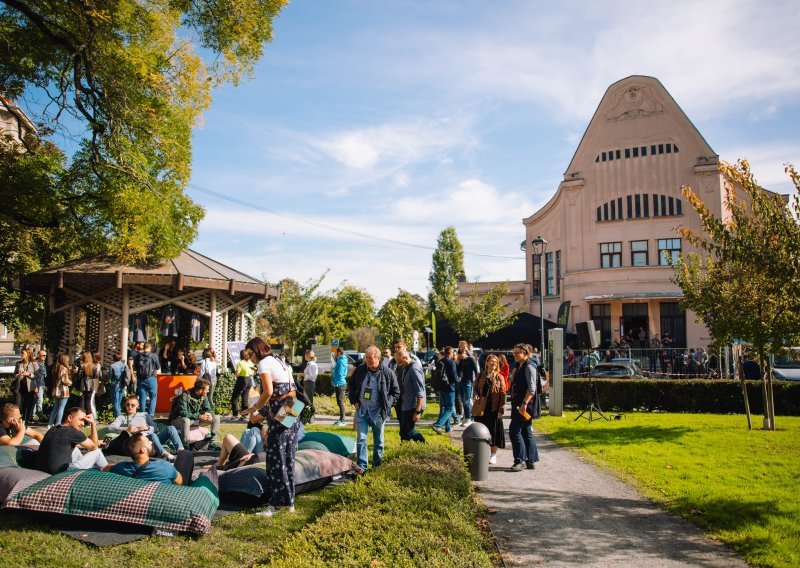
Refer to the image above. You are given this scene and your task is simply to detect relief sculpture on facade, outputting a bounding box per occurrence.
[606,86,664,120]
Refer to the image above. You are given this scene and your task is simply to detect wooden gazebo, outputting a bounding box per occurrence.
[17,249,278,369]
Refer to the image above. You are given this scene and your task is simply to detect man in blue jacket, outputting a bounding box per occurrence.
[332,347,349,426]
[348,346,400,471]
[431,346,459,434]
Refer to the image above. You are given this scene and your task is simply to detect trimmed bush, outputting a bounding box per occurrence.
[564,379,800,415]
[268,444,492,568]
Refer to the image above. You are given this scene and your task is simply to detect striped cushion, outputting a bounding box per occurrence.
[3,469,219,535]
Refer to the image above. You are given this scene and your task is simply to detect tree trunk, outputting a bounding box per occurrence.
[767,358,776,431]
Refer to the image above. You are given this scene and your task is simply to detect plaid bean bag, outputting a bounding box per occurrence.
[0,466,50,504]
[3,469,219,535]
[296,432,356,457]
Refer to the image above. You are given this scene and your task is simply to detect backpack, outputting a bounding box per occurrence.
[429,359,449,391]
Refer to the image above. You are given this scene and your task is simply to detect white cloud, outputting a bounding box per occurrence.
[717,141,800,192]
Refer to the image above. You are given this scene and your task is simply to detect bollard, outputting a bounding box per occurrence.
[462,422,491,481]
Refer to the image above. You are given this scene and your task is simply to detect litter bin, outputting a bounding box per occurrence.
[462,422,491,481]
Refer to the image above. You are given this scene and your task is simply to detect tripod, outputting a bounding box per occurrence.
[575,380,608,422]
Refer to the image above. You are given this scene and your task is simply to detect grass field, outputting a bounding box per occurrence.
[0,422,492,568]
[535,412,800,568]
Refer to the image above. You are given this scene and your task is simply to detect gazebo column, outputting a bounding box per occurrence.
[209,289,217,350]
[120,285,129,360]
[98,306,105,360]
[222,310,229,369]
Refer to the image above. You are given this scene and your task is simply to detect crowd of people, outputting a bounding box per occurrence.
[1,332,548,523]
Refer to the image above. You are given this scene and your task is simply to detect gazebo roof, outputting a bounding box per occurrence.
[18,249,276,297]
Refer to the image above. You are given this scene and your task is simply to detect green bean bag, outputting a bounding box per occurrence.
[297,432,355,457]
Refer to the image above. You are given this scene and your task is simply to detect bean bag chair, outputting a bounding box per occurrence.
[0,446,21,468]
[297,432,355,457]
[3,469,219,536]
[0,466,50,504]
[218,449,362,504]
[296,440,328,452]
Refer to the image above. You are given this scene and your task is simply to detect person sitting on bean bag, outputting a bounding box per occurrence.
[0,403,44,447]
[109,432,193,485]
[169,378,220,449]
[105,395,182,461]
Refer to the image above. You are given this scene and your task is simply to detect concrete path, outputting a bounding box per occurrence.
[456,421,748,567]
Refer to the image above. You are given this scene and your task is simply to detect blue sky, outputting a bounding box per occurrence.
[187,0,800,305]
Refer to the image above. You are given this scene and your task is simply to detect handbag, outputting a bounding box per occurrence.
[97,381,107,395]
[472,395,488,417]
[273,399,305,428]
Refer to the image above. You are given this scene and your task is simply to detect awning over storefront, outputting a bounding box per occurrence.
[584,292,683,301]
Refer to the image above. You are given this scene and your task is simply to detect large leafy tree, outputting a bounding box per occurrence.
[261,273,327,361]
[0,0,286,329]
[446,282,521,343]
[321,285,376,348]
[673,160,800,430]
[428,226,466,314]
[376,289,428,347]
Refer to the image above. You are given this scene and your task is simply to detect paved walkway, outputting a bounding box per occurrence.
[456,420,748,567]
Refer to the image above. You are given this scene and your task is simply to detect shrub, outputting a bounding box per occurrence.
[564,379,800,415]
[267,444,492,568]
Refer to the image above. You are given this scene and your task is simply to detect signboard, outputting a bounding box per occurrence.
[412,330,419,351]
[556,301,571,329]
[227,341,247,369]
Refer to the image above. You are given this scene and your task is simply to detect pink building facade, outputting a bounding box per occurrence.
[468,76,732,348]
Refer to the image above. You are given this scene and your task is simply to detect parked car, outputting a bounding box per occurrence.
[773,351,800,381]
[589,361,647,379]
[0,354,19,378]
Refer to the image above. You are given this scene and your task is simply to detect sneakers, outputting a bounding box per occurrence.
[509,462,525,472]
[462,419,473,427]
[257,505,294,517]
[162,452,176,462]
[489,453,497,465]
[333,419,346,426]
[526,461,536,470]
[431,424,443,435]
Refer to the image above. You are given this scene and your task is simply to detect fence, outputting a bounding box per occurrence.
[564,347,733,379]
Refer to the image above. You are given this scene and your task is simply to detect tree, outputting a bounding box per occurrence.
[261,273,327,361]
[445,282,521,343]
[376,289,428,348]
[322,285,376,348]
[673,160,800,430]
[0,0,286,328]
[428,226,466,315]
[348,326,377,352]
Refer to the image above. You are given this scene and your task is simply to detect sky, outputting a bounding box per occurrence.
[186,0,800,306]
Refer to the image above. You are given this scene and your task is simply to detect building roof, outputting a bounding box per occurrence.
[18,249,276,297]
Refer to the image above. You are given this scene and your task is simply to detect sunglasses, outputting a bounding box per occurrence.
[124,403,138,408]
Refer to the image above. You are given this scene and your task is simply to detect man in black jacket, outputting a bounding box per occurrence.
[348,346,400,471]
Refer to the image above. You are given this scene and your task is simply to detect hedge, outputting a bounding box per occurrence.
[564,379,800,415]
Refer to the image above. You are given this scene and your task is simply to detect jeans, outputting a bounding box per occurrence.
[81,392,96,417]
[355,409,385,471]
[240,426,264,453]
[399,409,425,443]
[459,381,474,421]
[156,425,184,451]
[109,382,124,418]
[69,447,108,470]
[35,389,45,420]
[509,411,539,464]
[454,384,463,419]
[434,390,457,431]
[48,397,68,426]
[334,385,347,420]
[138,376,158,416]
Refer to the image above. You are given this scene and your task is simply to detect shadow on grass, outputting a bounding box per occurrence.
[545,424,692,449]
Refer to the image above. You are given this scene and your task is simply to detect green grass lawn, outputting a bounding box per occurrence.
[0,423,492,568]
[536,412,800,568]
[308,395,440,420]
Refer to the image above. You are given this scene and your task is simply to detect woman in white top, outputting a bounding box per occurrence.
[302,350,318,407]
[242,337,301,517]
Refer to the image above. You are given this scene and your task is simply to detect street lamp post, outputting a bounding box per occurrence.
[532,235,548,368]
